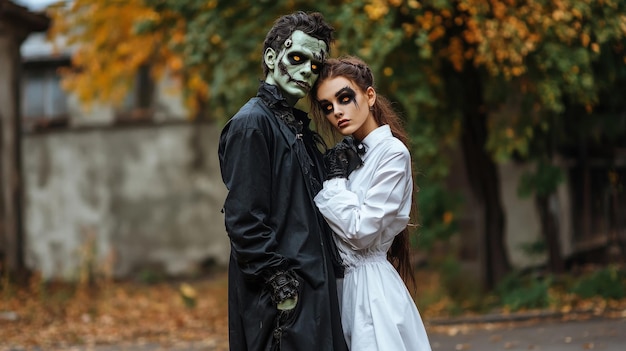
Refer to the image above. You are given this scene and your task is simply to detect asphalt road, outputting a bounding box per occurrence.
[428,317,626,351]
[6,316,624,350]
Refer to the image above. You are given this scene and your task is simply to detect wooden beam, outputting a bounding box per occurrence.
[0,1,49,279]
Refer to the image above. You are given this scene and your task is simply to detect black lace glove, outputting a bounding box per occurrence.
[266,270,300,310]
[324,136,364,180]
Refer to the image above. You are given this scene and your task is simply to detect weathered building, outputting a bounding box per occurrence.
[17,23,230,280]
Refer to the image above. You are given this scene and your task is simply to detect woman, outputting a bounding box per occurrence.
[310,56,432,351]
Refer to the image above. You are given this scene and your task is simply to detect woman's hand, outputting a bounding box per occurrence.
[324,137,364,180]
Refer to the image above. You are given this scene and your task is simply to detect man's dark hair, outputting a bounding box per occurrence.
[262,11,334,77]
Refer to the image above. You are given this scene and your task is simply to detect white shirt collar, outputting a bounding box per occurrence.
[360,125,392,154]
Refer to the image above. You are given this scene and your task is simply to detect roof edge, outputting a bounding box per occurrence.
[0,0,51,32]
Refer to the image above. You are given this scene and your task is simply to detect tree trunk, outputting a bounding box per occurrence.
[459,68,511,290]
[536,194,565,274]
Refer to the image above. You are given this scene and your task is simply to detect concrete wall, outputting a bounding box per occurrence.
[499,161,545,268]
[22,122,230,280]
[499,160,574,269]
[18,33,233,280]
[446,143,575,273]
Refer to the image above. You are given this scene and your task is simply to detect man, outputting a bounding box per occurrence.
[218,11,347,351]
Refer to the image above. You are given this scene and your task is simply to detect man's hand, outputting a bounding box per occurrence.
[324,137,364,180]
[277,296,298,311]
[266,271,299,311]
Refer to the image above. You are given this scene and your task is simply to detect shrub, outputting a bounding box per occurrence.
[496,271,552,311]
[570,265,626,300]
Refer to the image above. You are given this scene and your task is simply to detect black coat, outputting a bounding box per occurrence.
[218,83,347,351]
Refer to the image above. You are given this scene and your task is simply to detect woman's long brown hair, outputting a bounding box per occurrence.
[310,56,419,292]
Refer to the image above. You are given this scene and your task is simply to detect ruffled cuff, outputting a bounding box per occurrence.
[314,177,348,207]
[321,177,348,191]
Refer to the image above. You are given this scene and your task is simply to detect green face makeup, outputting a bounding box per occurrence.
[265,30,328,106]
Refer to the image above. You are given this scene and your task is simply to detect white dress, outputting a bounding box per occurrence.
[314,125,432,351]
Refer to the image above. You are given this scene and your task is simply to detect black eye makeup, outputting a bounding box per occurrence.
[311,62,321,74]
[336,87,357,107]
[288,52,322,74]
[317,86,359,116]
[319,101,334,115]
[288,53,304,65]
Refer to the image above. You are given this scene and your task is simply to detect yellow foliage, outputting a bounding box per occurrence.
[48,0,205,116]
[49,0,161,106]
[591,43,600,53]
[402,22,416,37]
[445,37,465,72]
[442,211,454,225]
[210,34,222,45]
[389,0,615,82]
[365,0,390,21]
[428,25,447,42]
[169,57,184,72]
[491,0,508,19]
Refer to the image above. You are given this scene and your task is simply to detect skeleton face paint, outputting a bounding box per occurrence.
[316,76,378,141]
[265,30,328,106]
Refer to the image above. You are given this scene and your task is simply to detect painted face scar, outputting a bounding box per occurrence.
[313,51,326,62]
[278,61,289,76]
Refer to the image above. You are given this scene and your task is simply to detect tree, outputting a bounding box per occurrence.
[48,0,209,114]
[339,0,626,287]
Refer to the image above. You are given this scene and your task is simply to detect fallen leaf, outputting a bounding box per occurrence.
[489,334,502,342]
[455,343,471,350]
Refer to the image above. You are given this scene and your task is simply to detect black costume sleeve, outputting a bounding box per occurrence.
[220,123,286,281]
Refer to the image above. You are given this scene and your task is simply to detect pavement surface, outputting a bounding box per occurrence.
[5,316,625,350]
[428,316,626,351]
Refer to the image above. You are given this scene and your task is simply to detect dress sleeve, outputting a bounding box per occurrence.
[314,150,412,250]
[219,123,286,281]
